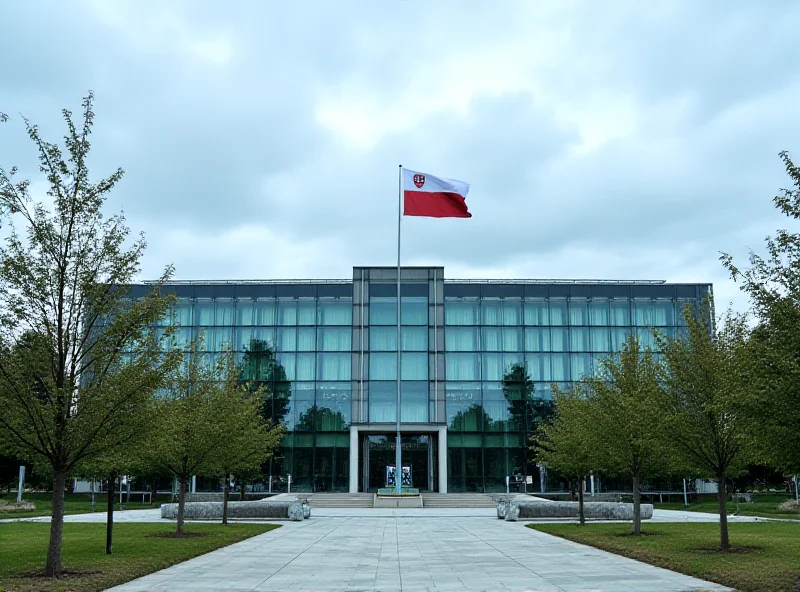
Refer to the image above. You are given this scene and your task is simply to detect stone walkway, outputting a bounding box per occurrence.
[107,514,732,592]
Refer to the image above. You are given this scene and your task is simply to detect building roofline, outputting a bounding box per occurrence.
[138,278,708,286]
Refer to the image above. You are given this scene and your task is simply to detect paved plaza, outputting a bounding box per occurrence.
[89,509,735,592]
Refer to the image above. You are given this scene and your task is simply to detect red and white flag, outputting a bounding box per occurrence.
[403,169,471,218]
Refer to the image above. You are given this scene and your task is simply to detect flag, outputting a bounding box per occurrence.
[403,168,471,218]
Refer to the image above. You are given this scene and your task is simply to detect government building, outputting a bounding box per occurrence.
[129,266,711,494]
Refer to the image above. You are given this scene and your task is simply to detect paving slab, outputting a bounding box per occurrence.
[107,514,732,592]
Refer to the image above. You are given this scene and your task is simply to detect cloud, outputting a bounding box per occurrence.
[1,0,798,317]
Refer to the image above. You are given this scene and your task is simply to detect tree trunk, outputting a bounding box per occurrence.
[578,476,585,525]
[45,467,67,577]
[718,471,730,551]
[240,479,246,501]
[150,480,158,506]
[632,473,642,536]
[177,476,187,537]
[106,476,115,555]
[222,473,230,526]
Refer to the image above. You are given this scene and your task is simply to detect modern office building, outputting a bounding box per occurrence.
[129,266,711,494]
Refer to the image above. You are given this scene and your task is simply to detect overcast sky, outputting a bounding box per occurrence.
[2,0,799,312]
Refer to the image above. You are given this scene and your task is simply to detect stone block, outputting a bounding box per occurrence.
[160,499,308,521]
[507,500,653,521]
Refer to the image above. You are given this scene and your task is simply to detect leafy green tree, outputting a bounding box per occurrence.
[0,94,177,577]
[215,355,284,525]
[146,342,227,536]
[721,151,800,475]
[660,309,753,551]
[537,391,599,524]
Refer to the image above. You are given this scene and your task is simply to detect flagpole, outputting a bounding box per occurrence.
[396,164,403,494]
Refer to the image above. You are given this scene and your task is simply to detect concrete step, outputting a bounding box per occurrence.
[309,493,374,508]
[421,494,497,508]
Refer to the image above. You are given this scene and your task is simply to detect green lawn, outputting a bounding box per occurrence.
[0,493,169,520]
[653,493,800,520]
[529,521,800,592]
[0,522,279,591]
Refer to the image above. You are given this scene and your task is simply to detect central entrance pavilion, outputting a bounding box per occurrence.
[350,425,448,493]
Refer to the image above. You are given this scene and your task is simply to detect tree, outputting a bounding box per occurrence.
[216,354,284,525]
[536,391,599,524]
[660,308,753,551]
[0,94,177,577]
[590,335,670,535]
[721,151,800,475]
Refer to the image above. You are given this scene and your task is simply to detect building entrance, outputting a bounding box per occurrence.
[360,434,437,492]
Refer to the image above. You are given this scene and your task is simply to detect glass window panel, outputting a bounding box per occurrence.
[195,328,214,350]
[295,353,316,380]
[254,299,276,325]
[446,353,480,380]
[590,328,610,352]
[401,381,428,422]
[169,327,194,349]
[481,300,502,325]
[502,301,522,325]
[316,383,351,431]
[277,300,297,325]
[277,327,296,351]
[370,352,396,380]
[175,302,193,326]
[370,297,396,325]
[502,327,522,352]
[482,327,502,352]
[368,382,396,423]
[446,382,483,432]
[297,300,316,325]
[524,300,549,325]
[482,383,511,431]
[235,327,256,351]
[195,301,214,325]
[610,300,631,326]
[317,353,351,381]
[236,300,254,326]
[653,300,675,326]
[318,299,352,325]
[370,327,396,351]
[446,327,479,351]
[482,354,504,381]
[588,300,609,326]
[550,328,569,352]
[215,300,234,325]
[401,353,428,380]
[445,299,479,325]
[525,328,550,352]
[526,353,551,381]
[611,328,633,350]
[290,383,315,431]
[677,299,696,326]
[401,327,427,351]
[570,353,593,380]
[402,296,428,325]
[633,300,656,326]
[569,300,588,326]
[570,328,590,351]
[318,327,351,351]
[637,327,656,349]
[277,353,296,380]
[551,354,570,381]
[214,326,234,351]
[297,327,315,351]
[549,300,567,325]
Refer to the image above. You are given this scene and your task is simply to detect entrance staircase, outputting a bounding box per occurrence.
[421,493,496,508]
[309,493,374,508]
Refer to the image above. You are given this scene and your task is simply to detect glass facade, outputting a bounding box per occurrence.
[131,270,711,494]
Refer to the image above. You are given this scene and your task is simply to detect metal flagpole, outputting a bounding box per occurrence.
[395,164,403,494]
